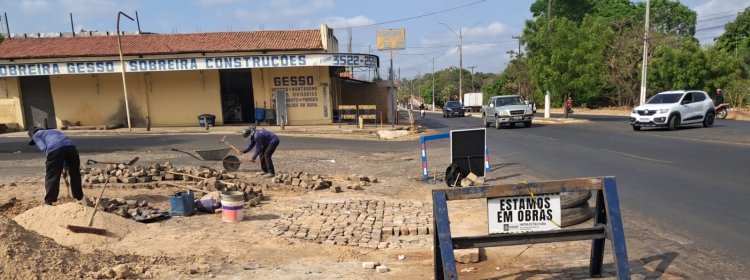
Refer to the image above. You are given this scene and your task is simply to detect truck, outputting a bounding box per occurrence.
[482,95,534,129]
[463,92,483,112]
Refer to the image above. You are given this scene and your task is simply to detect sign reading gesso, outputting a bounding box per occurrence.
[487,194,561,234]
[0,53,378,78]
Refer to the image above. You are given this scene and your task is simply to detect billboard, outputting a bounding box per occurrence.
[376,29,405,50]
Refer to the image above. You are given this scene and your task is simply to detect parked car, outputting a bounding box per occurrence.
[482,95,534,129]
[443,101,466,118]
[630,90,715,131]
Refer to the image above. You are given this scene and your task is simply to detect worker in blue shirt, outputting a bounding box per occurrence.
[240,126,280,177]
[28,127,84,206]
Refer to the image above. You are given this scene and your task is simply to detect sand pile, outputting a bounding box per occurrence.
[13,203,145,251]
[0,216,104,279]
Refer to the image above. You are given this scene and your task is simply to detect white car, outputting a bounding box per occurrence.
[630,90,715,131]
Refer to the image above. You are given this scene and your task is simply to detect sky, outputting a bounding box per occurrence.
[0,0,748,79]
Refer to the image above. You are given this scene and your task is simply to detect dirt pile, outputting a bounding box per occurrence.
[0,215,150,279]
[12,203,145,251]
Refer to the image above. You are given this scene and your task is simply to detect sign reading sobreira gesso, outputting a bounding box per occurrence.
[487,194,561,234]
[0,53,378,77]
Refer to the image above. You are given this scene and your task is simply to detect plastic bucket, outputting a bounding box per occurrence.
[221,191,245,222]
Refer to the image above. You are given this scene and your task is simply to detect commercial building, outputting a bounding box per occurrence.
[0,24,385,130]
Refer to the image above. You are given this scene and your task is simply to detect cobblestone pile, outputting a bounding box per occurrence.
[269,200,432,248]
[266,172,379,193]
[81,162,237,187]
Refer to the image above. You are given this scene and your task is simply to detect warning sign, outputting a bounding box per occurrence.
[487,194,561,234]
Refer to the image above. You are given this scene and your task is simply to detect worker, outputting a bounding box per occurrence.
[240,126,280,177]
[28,127,84,206]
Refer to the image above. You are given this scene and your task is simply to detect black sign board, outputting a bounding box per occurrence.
[450,128,486,177]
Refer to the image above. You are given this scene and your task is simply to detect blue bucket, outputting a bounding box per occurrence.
[169,192,195,216]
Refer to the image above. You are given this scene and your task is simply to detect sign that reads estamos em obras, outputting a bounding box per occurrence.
[487,194,561,234]
[0,53,379,77]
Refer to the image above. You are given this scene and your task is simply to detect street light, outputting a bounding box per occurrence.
[117,11,134,131]
[421,54,436,111]
[438,21,481,106]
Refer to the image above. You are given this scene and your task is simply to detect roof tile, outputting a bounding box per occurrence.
[0,30,324,59]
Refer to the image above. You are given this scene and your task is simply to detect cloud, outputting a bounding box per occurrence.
[59,0,118,16]
[195,0,236,6]
[462,22,509,38]
[322,16,374,28]
[19,0,54,13]
[271,0,334,18]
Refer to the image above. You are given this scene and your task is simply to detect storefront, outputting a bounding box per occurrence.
[0,24,380,129]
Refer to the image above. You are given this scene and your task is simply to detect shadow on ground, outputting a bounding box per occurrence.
[488,251,679,279]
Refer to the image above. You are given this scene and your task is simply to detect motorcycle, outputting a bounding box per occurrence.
[715,103,730,119]
[420,109,425,119]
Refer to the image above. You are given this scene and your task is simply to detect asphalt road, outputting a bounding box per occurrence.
[2,112,748,264]
[420,111,750,263]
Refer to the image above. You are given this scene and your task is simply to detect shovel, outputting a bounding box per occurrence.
[86,157,139,166]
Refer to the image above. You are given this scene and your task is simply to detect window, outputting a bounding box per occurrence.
[681,93,693,104]
[692,92,706,102]
[647,93,682,104]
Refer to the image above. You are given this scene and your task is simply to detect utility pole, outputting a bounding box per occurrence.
[639,0,650,105]
[468,66,477,92]
[512,35,522,57]
[431,58,435,111]
[439,21,480,106]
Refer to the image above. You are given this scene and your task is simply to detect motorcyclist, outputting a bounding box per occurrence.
[419,103,426,118]
[714,88,725,105]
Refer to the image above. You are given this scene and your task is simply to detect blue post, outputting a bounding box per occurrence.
[602,177,631,279]
[432,191,457,280]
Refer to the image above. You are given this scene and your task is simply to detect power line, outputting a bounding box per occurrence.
[335,0,488,29]
[696,8,748,20]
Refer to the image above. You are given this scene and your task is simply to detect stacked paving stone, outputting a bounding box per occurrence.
[81,162,238,189]
[268,172,379,193]
[269,200,432,249]
[80,197,165,220]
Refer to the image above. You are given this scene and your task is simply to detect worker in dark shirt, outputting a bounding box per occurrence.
[28,127,84,206]
[241,126,280,177]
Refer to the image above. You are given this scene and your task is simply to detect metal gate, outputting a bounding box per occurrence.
[273,88,288,126]
[20,76,56,129]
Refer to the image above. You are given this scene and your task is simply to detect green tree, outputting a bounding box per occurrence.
[524,16,612,107]
[649,38,710,91]
[530,0,594,23]
[635,0,697,37]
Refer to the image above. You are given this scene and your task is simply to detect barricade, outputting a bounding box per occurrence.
[432,176,630,279]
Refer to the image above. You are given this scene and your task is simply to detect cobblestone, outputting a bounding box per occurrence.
[270,199,433,248]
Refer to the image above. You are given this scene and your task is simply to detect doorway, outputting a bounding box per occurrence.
[219,69,254,124]
[20,76,56,129]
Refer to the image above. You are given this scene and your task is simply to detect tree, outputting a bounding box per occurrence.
[635,0,697,37]
[530,0,594,23]
[524,16,612,107]
[649,38,710,91]
[715,7,750,56]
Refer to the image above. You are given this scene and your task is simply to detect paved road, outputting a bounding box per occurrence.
[0,133,416,177]
[420,111,750,263]
[2,113,749,264]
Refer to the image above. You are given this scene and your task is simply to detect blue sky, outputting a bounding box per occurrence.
[1,0,748,78]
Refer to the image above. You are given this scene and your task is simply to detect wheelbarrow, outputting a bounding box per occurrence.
[170,148,241,171]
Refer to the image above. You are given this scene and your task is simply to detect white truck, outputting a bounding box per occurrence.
[463,92,483,112]
[482,95,534,129]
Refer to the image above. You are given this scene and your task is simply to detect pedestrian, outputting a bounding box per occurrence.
[27,127,84,206]
[566,95,574,114]
[240,126,280,177]
[714,88,725,105]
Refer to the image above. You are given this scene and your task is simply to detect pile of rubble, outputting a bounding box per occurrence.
[267,172,380,193]
[81,162,238,187]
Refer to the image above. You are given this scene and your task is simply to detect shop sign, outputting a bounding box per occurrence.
[0,53,379,77]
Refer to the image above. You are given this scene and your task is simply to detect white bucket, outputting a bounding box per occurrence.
[221,191,245,222]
